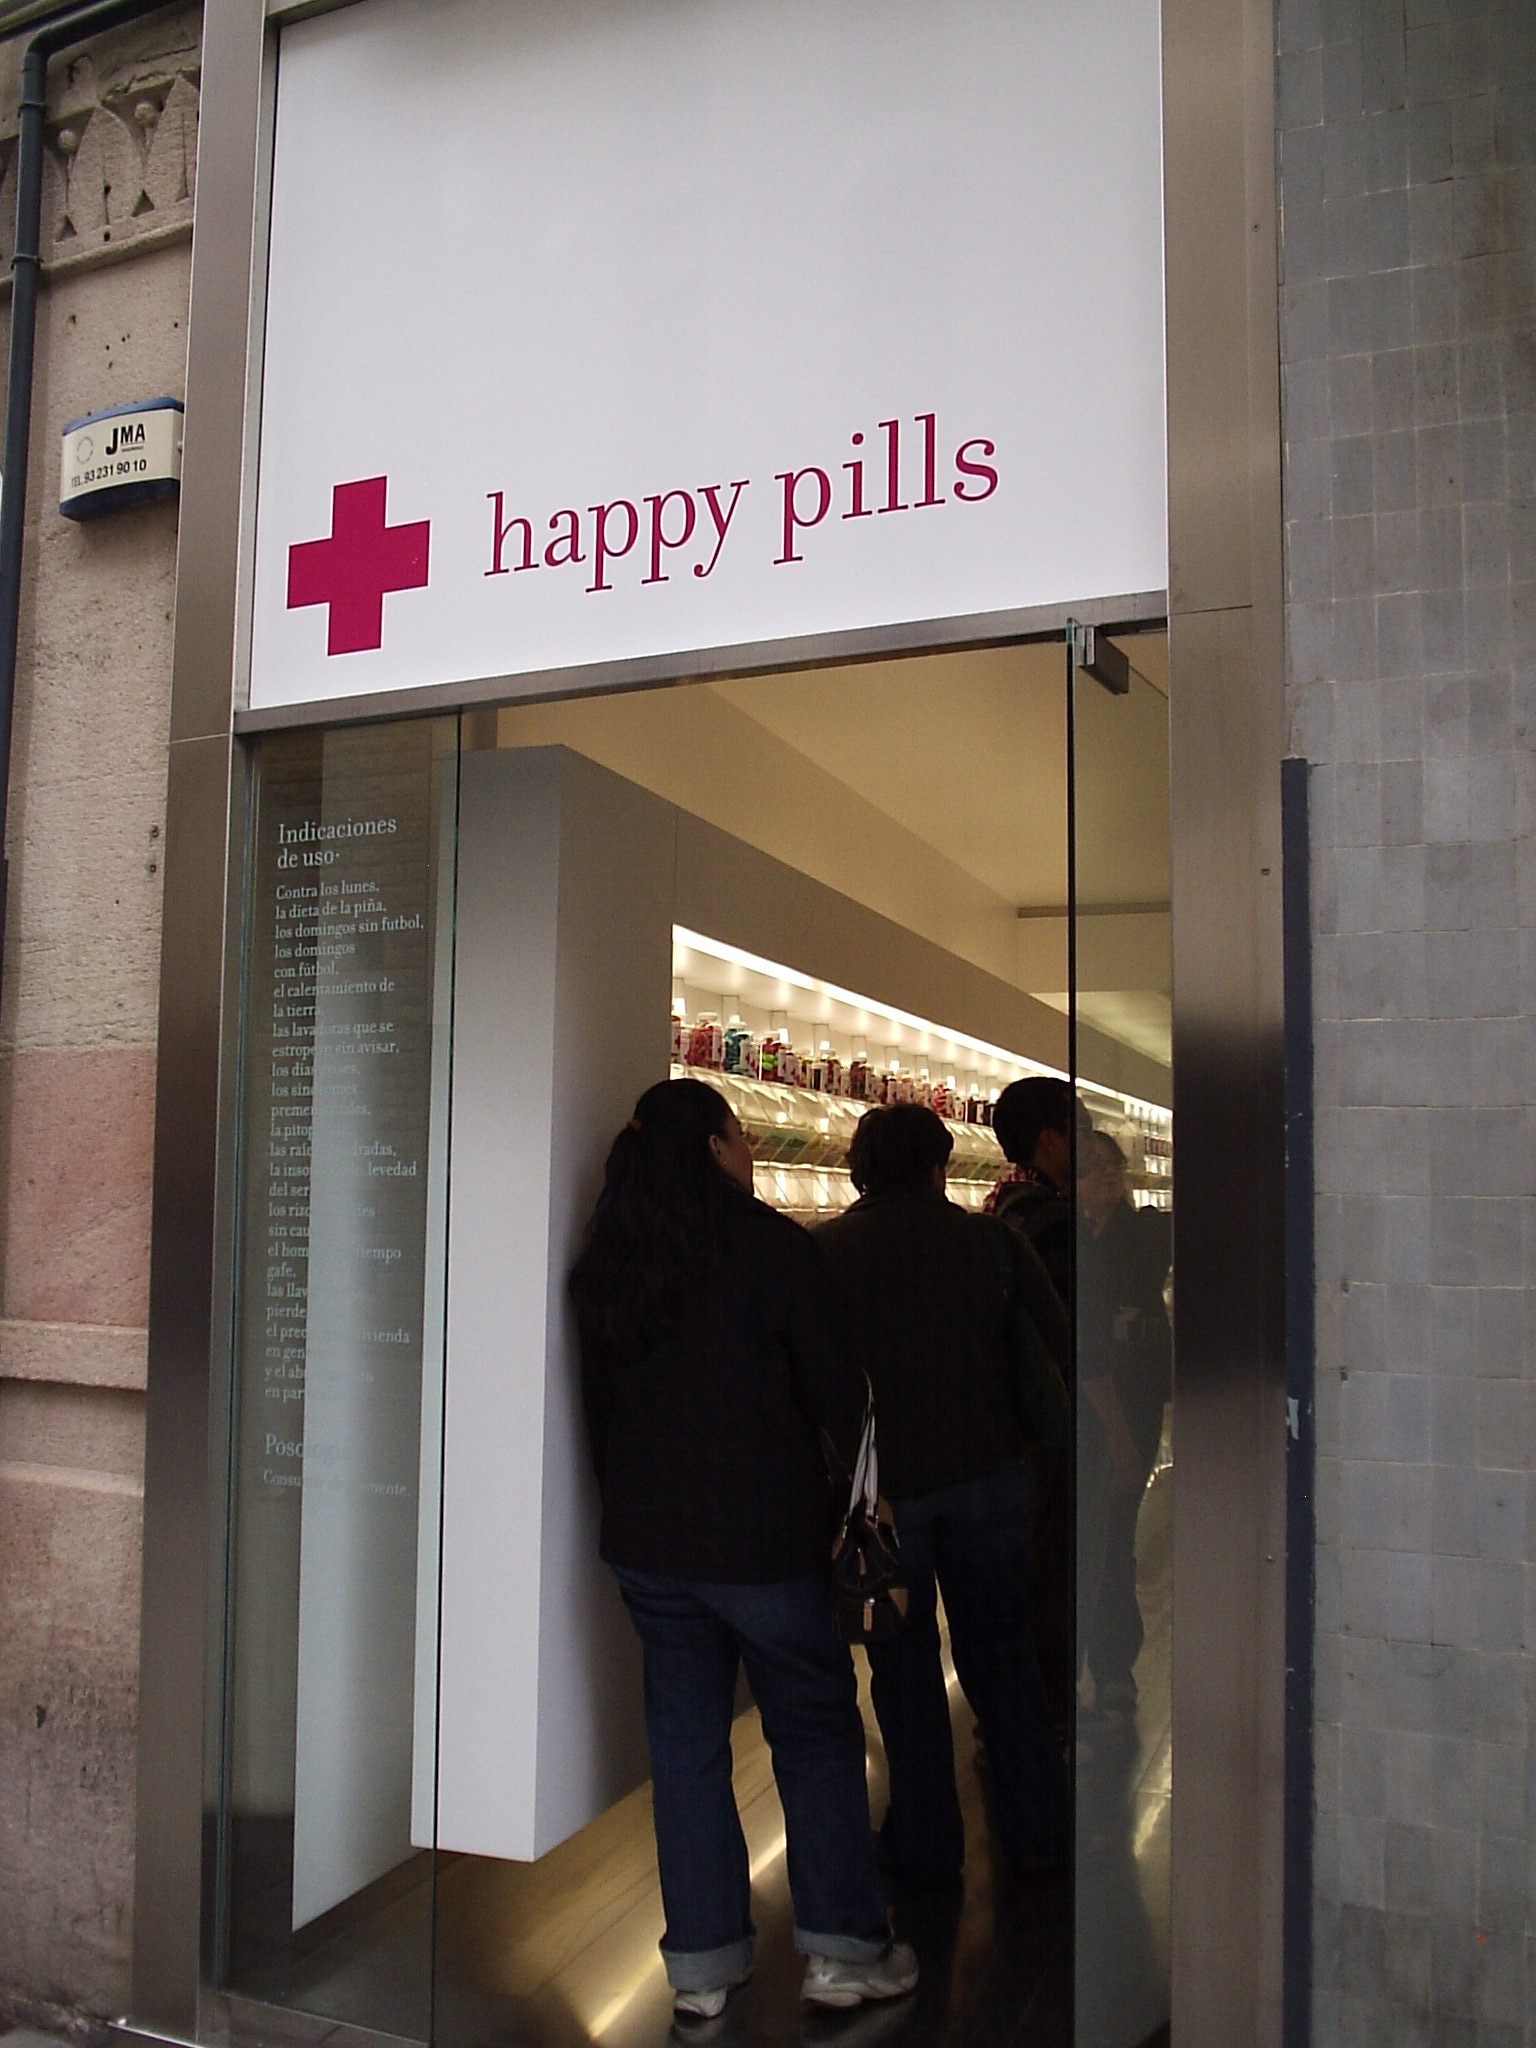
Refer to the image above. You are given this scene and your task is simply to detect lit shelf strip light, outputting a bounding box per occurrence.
[673,925,1171,1126]
[673,925,1066,1081]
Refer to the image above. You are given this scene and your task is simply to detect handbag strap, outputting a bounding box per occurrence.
[825,1380,880,1521]
[850,1396,879,1518]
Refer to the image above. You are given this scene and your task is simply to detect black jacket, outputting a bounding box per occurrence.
[991,1175,1073,1310]
[815,1188,1065,1502]
[579,1187,863,1582]
[1085,1199,1173,1435]
[993,1174,1127,1396]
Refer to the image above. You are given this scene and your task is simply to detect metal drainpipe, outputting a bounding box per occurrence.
[0,0,176,986]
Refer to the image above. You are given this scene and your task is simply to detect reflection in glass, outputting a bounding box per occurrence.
[1070,636,1174,2046]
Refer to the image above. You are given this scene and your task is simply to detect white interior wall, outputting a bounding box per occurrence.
[421,748,664,1860]
[536,758,676,1844]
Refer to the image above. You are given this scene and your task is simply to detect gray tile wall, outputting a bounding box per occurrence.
[1276,0,1536,2038]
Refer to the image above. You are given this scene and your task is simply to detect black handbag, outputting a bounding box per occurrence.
[830,1397,908,1643]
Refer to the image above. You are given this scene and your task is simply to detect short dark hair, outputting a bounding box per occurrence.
[992,1077,1074,1167]
[1088,1130,1127,1169]
[848,1104,953,1196]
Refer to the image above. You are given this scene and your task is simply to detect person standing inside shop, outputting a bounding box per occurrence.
[816,1104,1072,1882]
[987,1074,1145,1499]
[569,1077,917,2020]
[987,1076,1080,1304]
[987,1078,1144,1715]
[1076,1130,1172,1725]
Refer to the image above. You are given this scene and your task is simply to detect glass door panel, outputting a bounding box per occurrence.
[1068,624,1174,2046]
[214,640,1176,2048]
[219,714,459,2039]
[425,648,1079,2048]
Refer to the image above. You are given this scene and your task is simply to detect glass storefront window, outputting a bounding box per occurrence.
[216,646,1174,2048]
[222,716,458,2034]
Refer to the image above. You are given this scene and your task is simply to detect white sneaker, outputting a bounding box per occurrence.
[672,1966,752,2021]
[802,1943,920,2009]
[673,1986,730,2019]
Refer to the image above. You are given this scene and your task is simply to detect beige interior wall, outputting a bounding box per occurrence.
[495,683,1028,995]
[494,636,1173,1091]
[672,808,1076,1078]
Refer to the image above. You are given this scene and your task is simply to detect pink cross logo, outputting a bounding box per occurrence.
[287,476,431,655]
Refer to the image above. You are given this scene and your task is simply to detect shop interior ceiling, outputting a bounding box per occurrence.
[493,629,1170,1069]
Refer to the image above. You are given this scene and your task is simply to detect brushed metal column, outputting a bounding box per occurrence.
[1163,0,1288,2038]
[128,0,271,2032]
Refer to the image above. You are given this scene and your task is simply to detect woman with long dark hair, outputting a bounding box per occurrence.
[570,1078,916,2019]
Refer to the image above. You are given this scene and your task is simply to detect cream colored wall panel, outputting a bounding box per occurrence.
[425,748,662,1861]
[496,687,1022,994]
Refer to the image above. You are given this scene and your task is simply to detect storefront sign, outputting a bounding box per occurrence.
[249,0,1166,712]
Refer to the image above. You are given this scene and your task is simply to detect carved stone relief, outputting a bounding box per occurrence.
[0,8,201,269]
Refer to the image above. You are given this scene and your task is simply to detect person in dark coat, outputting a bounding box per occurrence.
[988,1078,1146,1726]
[987,1076,1079,1305]
[1077,1130,1172,1721]
[989,1079,1143,1490]
[570,1078,917,2018]
[815,1104,1072,1881]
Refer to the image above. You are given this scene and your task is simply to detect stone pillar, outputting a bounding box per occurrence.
[0,10,200,2024]
[1277,0,1536,2035]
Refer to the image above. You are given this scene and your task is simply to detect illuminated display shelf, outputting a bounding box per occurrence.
[673,1060,1172,1224]
[670,928,1173,1222]
[675,1061,1003,1176]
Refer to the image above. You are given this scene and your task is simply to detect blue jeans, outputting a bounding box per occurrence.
[613,1567,891,1991]
[868,1460,1071,1874]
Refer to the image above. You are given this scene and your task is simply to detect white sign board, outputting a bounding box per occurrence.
[60,398,182,520]
[250,0,1166,713]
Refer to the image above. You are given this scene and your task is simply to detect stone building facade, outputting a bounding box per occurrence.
[0,4,199,2022]
[1277,0,1536,2037]
[0,0,1531,2041]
